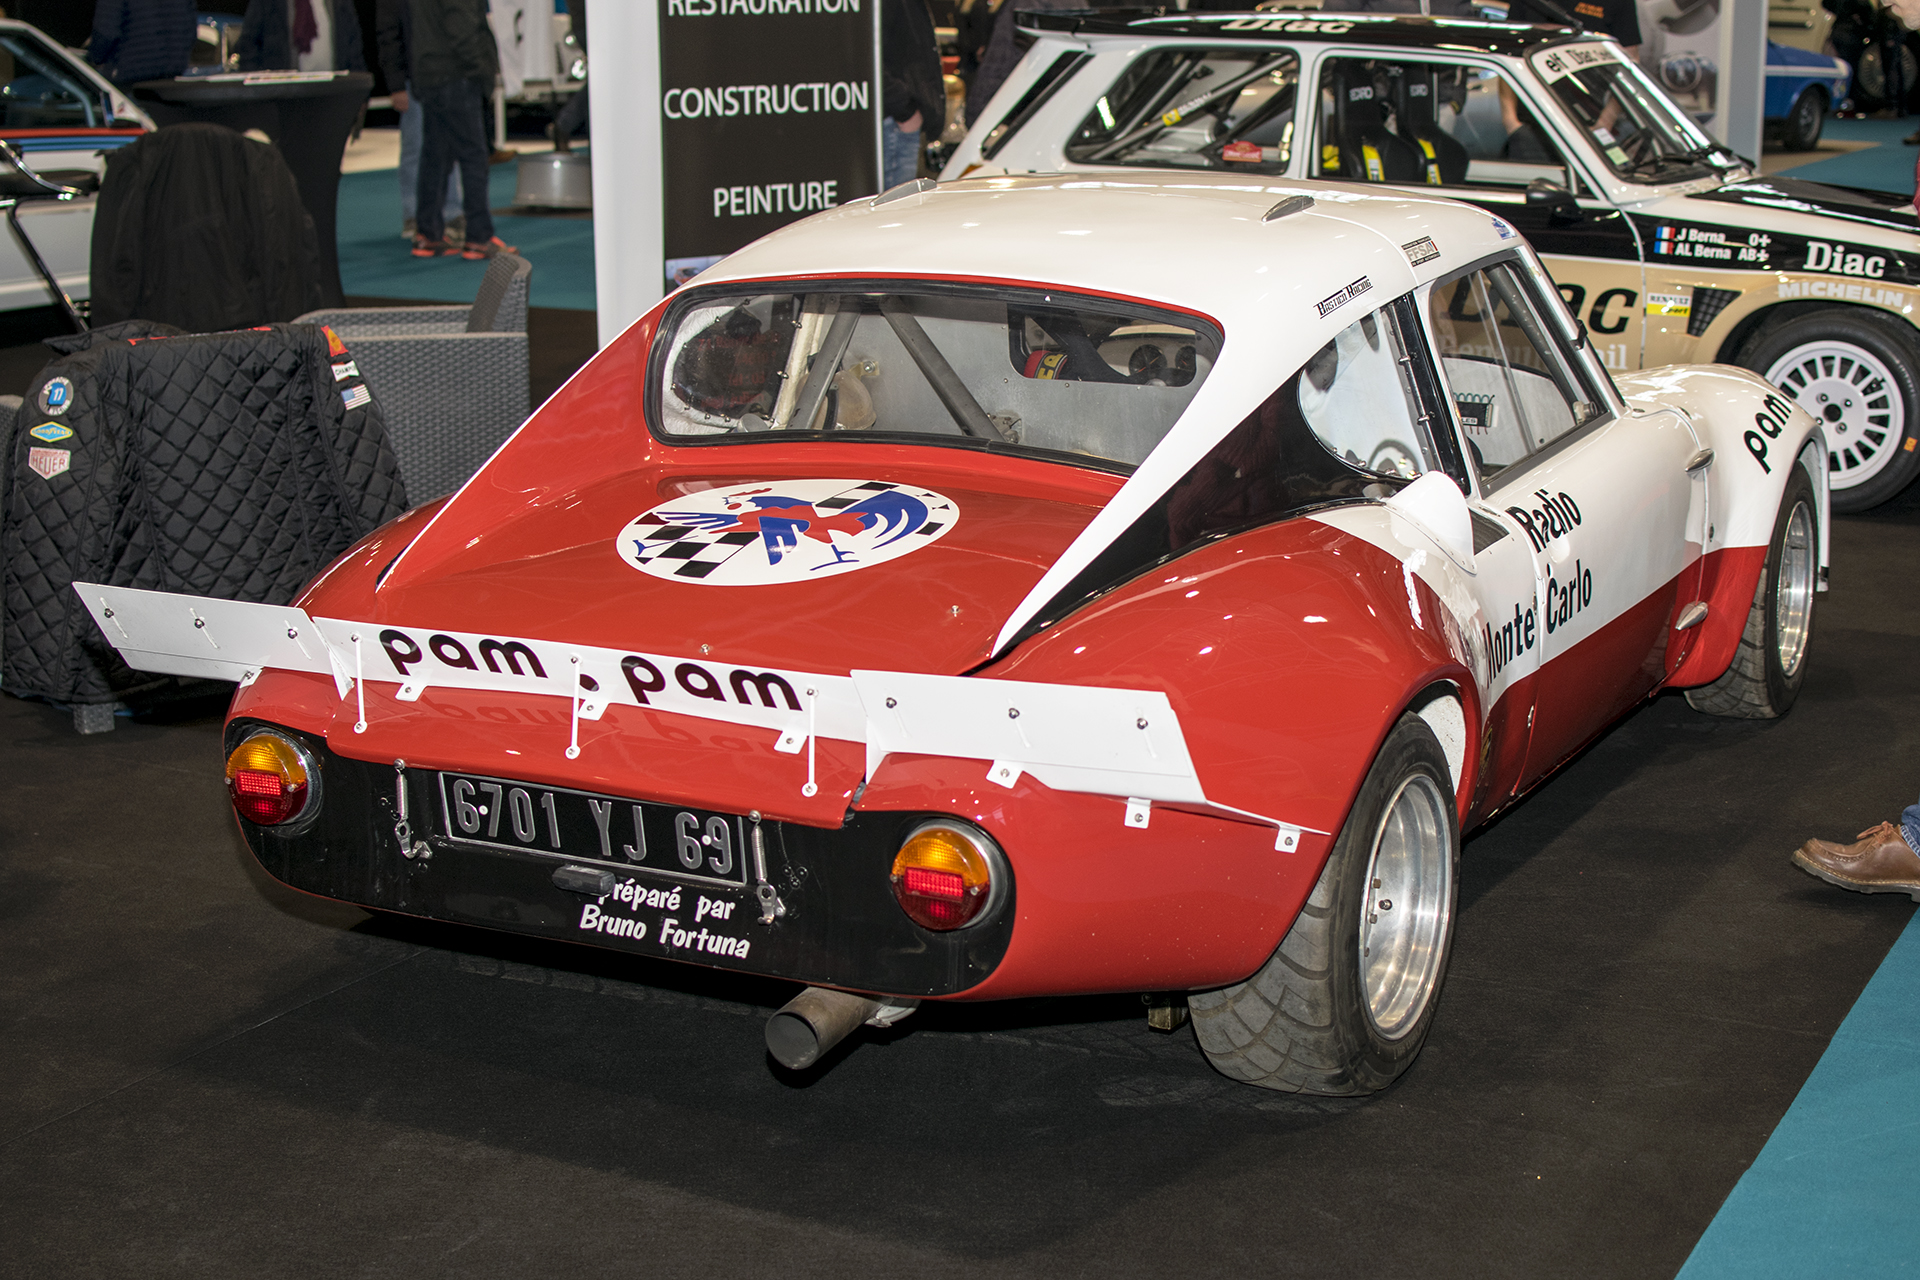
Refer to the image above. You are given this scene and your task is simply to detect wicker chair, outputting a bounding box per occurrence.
[295,253,532,501]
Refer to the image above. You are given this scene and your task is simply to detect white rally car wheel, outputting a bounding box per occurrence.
[1747,311,1920,512]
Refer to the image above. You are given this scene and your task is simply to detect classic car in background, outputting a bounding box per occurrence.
[948,12,1919,511]
[1765,39,1852,151]
[0,18,151,315]
[83,173,1825,1094]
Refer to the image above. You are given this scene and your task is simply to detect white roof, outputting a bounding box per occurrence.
[695,173,1521,653]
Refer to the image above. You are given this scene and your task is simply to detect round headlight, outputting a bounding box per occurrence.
[226,731,316,827]
[889,821,1001,931]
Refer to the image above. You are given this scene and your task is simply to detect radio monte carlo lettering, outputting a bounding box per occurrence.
[661,0,879,288]
[617,479,956,585]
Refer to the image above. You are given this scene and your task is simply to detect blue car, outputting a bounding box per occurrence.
[1767,40,1853,151]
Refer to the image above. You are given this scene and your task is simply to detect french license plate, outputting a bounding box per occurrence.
[436,772,751,887]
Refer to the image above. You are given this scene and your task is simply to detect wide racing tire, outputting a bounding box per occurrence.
[1189,714,1459,1095]
[1740,309,1920,512]
[1685,466,1819,719]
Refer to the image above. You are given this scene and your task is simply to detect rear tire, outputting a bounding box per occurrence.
[1685,467,1819,719]
[1740,309,1920,512]
[1189,715,1459,1095]
[1780,87,1826,151]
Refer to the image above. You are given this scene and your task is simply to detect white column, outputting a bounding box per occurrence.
[1713,0,1766,162]
[588,0,664,348]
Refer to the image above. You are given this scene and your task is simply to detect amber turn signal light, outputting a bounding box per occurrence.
[226,731,313,827]
[890,823,997,930]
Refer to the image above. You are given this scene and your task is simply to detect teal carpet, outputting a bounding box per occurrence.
[337,160,596,311]
[1775,117,1918,197]
[1677,907,1920,1278]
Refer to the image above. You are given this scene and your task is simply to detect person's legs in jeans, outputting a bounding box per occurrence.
[1900,793,1920,852]
[552,83,588,152]
[399,83,462,233]
[882,116,920,187]
[420,76,503,250]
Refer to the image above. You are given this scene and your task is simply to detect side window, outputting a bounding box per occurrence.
[1297,306,1440,481]
[0,33,108,129]
[1425,261,1601,487]
[1066,47,1297,172]
[1314,57,1575,191]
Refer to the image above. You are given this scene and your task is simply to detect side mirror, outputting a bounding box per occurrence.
[1525,178,1583,225]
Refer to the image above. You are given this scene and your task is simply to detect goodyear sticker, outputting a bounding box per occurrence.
[1645,292,1692,317]
[27,447,70,480]
[28,422,73,443]
[37,375,72,416]
[618,479,957,585]
[342,385,371,411]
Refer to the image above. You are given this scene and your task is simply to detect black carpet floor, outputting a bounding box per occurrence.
[3,388,1916,1273]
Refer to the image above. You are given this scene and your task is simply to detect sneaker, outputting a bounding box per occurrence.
[445,214,467,247]
[402,217,416,240]
[489,147,517,165]
[460,236,519,261]
[410,234,454,258]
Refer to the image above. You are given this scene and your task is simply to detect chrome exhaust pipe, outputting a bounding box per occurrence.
[765,987,883,1070]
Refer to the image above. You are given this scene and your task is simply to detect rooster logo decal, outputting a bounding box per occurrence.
[617,479,957,585]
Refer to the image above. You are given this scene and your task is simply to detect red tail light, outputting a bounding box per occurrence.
[225,731,314,826]
[890,823,1000,931]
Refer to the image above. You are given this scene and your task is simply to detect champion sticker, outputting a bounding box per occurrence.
[1645,292,1692,317]
[342,385,371,410]
[1402,236,1440,267]
[28,422,73,443]
[1491,217,1516,241]
[37,376,72,416]
[332,359,359,382]
[28,447,70,480]
[1315,275,1373,318]
[618,479,957,585]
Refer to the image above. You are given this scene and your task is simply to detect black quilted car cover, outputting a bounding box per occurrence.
[2,320,410,705]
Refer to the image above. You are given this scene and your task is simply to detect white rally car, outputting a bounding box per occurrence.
[945,10,1920,511]
[82,172,1826,1092]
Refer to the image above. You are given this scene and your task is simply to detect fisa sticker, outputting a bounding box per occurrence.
[28,447,70,480]
[37,376,72,416]
[28,422,73,443]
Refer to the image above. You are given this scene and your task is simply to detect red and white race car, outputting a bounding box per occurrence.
[85,172,1826,1094]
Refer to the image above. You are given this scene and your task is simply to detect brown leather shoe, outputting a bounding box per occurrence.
[1792,821,1920,901]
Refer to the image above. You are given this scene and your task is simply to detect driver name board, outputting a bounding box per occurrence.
[659,0,880,289]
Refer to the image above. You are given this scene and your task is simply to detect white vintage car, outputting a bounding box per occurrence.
[0,18,153,315]
[83,172,1826,1092]
[945,10,1919,511]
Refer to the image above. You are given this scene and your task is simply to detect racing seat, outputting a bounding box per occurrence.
[1326,65,1422,184]
[1394,68,1469,186]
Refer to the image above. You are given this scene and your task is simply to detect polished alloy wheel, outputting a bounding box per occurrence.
[1358,772,1453,1041]
[1776,499,1816,678]
[1765,340,1905,491]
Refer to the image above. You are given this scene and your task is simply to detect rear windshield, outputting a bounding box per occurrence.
[653,284,1220,468]
[1066,47,1298,173]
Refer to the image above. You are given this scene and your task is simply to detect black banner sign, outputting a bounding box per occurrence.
[660,0,880,290]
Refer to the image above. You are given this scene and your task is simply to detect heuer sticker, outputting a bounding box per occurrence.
[1651,224,1771,265]
[341,384,371,410]
[1315,275,1372,318]
[1491,217,1516,241]
[28,422,73,443]
[617,479,957,585]
[1644,292,1692,317]
[1802,240,1889,279]
[1402,236,1440,267]
[27,447,70,480]
[37,375,72,415]
[331,359,359,382]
